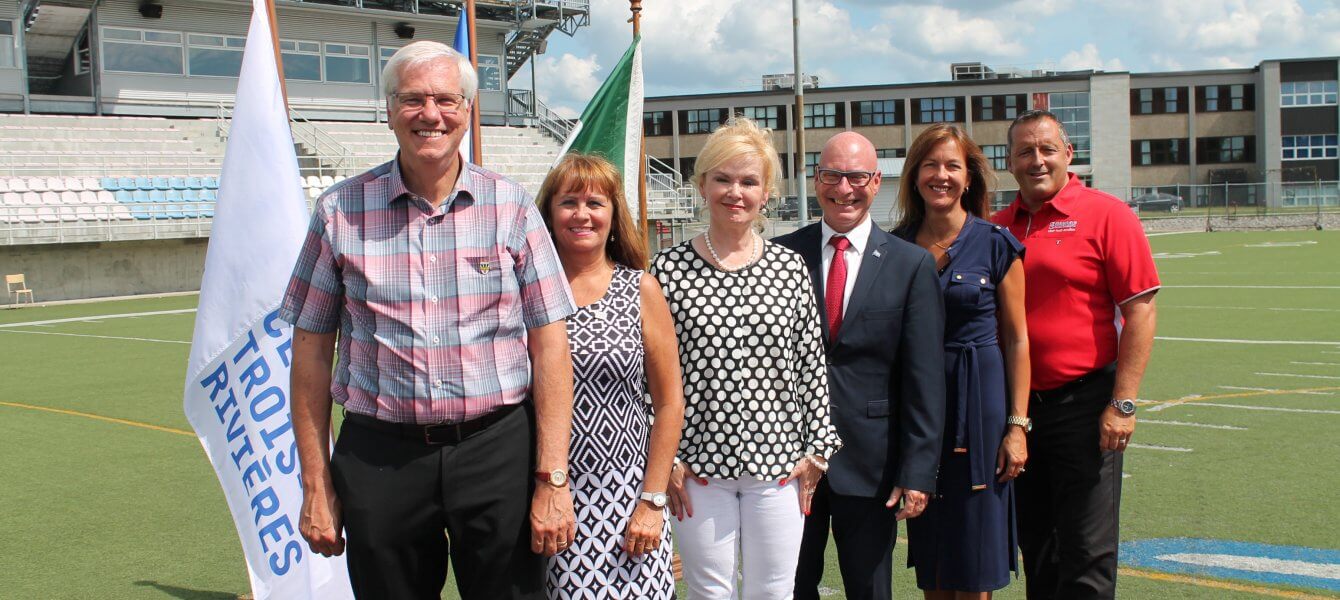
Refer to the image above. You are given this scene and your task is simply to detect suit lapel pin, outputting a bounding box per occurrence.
[873,249,882,258]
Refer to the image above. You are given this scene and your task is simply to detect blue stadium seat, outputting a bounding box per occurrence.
[166,189,187,218]
[200,188,217,217]
[169,176,188,190]
[181,189,200,202]
[100,177,121,192]
[134,176,153,190]
[131,190,150,203]
[203,176,220,189]
[129,190,152,220]
[118,177,136,190]
[152,176,171,191]
[185,176,203,189]
[113,190,134,204]
[148,190,168,219]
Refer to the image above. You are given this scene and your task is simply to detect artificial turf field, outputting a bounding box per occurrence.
[1,229,1337,599]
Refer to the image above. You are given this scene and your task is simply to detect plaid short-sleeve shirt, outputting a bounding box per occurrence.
[280,158,575,424]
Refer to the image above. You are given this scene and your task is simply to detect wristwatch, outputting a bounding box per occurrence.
[535,469,569,487]
[1006,416,1032,433]
[640,491,668,508]
[1110,398,1137,416]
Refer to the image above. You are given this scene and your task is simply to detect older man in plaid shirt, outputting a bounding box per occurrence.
[282,41,577,600]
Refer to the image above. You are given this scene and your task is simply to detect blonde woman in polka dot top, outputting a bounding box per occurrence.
[650,117,842,599]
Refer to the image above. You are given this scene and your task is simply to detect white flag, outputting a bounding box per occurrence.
[183,1,353,598]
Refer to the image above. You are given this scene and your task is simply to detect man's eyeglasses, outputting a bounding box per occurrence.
[392,92,468,113]
[815,169,877,187]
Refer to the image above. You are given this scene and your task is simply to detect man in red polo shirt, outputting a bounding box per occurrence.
[992,110,1159,600]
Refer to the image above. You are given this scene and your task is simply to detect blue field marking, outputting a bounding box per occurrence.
[1122,538,1340,592]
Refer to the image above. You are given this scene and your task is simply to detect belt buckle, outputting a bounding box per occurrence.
[423,422,459,445]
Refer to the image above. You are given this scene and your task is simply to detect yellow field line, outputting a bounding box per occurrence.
[1140,386,1340,411]
[0,401,195,437]
[1121,567,1339,599]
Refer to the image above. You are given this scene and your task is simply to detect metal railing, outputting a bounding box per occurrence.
[505,90,576,144]
[216,103,353,173]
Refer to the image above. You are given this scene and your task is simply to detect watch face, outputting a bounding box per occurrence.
[651,493,667,508]
[1117,399,1137,415]
[550,469,568,486]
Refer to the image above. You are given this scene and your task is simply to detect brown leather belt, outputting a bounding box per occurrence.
[1030,362,1117,405]
[343,403,520,445]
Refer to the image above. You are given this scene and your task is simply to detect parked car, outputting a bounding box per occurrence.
[775,195,824,221]
[1129,192,1183,212]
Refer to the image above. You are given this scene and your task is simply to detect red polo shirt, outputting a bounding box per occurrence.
[992,173,1160,391]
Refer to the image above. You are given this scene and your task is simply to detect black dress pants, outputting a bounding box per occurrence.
[794,477,897,600]
[330,405,543,600]
[1016,368,1122,600]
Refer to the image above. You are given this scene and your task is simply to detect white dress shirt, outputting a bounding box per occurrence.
[819,215,872,315]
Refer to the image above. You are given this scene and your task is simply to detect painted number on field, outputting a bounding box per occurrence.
[1122,538,1340,592]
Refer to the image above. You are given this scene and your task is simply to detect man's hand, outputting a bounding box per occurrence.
[886,486,929,520]
[622,501,664,557]
[1100,405,1136,452]
[530,483,576,557]
[299,475,345,557]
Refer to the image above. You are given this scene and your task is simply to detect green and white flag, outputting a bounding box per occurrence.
[558,35,643,219]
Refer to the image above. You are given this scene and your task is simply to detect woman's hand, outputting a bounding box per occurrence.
[623,500,665,556]
[996,428,1028,482]
[783,456,825,516]
[667,461,706,521]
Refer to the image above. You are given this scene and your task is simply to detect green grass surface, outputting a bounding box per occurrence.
[1,231,1338,598]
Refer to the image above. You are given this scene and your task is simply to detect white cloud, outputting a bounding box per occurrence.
[534,53,602,118]
[879,5,1028,58]
[1056,44,1125,72]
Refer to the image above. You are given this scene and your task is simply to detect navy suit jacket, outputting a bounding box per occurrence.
[774,223,946,498]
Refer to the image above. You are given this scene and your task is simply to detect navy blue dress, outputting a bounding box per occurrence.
[897,216,1024,592]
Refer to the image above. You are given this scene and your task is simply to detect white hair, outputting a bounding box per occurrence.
[381,40,478,100]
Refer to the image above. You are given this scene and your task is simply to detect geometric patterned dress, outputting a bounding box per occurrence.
[545,264,676,599]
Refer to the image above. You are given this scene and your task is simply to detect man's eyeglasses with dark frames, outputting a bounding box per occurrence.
[393,92,468,113]
[815,169,877,187]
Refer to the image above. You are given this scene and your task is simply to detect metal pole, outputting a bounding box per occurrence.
[632,0,649,256]
[791,0,807,227]
[466,0,483,166]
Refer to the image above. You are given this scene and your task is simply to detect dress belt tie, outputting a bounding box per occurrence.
[946,338,998,492]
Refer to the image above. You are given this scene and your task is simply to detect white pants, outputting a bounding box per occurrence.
[673,476,805,599]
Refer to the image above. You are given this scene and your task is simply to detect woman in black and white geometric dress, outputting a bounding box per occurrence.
[537,154,685,600]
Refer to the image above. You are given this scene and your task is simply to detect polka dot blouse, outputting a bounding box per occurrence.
[651,240,842,480]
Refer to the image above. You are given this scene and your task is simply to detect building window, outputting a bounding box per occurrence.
[280,40,322,81]
[643,111,670,136]
[975,94,1024,121]
[473,54,502,92]
[738,106,782,130]
[187,33,246,77]
[378,46,399,73]
[1198,136,1255,164]
[1282,183,1340,207]
[1282,134,1339,160]
[1050,92,1090,165]
[324,43,370,84]
[983,145,1007,170]
[853,100,900,126]
[74,29,91,74]
[875,148,906,158]
[1198,84,1254,112]
[916,97,958,123]
[1281,81,1338,107]
[804,103,839,128]
[805,152,820,177]
[1133,139,1189,166]
[684,108,724,134]
[1132,87,1186,114]
[679,156,697,178]
[101,27,184,75]
[0,21,13,68]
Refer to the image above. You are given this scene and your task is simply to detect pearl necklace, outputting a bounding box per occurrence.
[704,230,760,272]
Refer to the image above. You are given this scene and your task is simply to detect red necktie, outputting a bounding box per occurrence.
[826,235,850,338]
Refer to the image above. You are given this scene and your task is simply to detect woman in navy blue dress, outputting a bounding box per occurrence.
[895,124,1030,599]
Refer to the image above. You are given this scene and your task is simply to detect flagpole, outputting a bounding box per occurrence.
[630,0,648,257]
[466,0,483,165]
[792,0,808,227]
[263,0,288,111]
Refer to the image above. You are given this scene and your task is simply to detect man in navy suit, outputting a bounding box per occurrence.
[776,132,946,600]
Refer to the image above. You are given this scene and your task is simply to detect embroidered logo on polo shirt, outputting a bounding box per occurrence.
[1048,220,1078,233]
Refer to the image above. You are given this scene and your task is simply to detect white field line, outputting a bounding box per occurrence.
[1219,385,1333,396]
[1163,305,1340,313]
[1127,443,1193,452]
[0,308,196,329]
[1256,372,1340,381]
[1148,394,1201,412]
[0,329,190,345]
[1191,402,1340,415]
[1139,419,1247,431]
[1162,285,1340,289]
[1291,361,1340,366]
[1145,231,1203,237]
[1157,337,1340,346]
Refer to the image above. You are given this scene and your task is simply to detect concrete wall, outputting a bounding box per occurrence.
[1090,73,1132,195]
[1,238,207,301]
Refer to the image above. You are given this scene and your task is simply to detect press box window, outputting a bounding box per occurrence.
[187,34,246,77]
[280,40,322,81]
[477,54,502,92]
[324,43,370,84]
[0,21,16,68]
[379,47,399,74]
[102,27,184,75]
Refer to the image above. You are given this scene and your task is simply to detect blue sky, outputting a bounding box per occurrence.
[527,0,1340,117]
